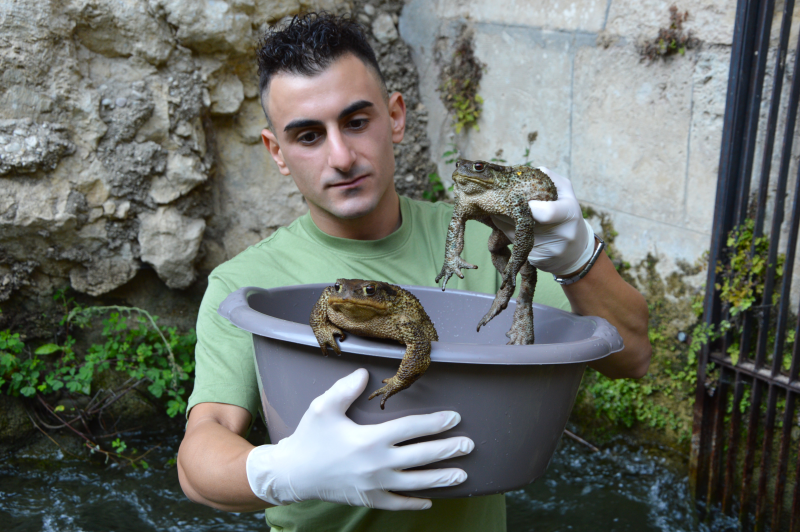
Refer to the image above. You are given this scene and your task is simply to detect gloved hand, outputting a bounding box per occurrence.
[491,167,595,276]
[246,368,473,510]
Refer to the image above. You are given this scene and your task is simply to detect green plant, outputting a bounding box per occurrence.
[640,5,698,61]
[0,289,196,466]
[438,31,485,134]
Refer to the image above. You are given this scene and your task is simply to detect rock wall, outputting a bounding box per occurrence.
[4,0,798,322]
[400,0,800,285]
[0,0,436,324]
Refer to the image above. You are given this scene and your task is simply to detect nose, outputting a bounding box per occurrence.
[327,129,356,173]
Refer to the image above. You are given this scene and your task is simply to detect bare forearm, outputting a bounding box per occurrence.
[178,416,271,512]
[563,251,651,379]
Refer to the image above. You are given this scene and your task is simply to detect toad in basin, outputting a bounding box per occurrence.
[309,279,438,409]
[435,159,557,344]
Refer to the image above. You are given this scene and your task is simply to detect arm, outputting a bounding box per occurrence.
[492,167,651,379]
[561,248,651,379]
[178,369,474,512]
[178,402,269,512]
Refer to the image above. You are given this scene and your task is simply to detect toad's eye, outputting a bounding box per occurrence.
[473,162,485,172]
[364,285,376,296]
[334,282,341,292]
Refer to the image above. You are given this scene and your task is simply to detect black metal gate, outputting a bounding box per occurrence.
[691,0,800,529]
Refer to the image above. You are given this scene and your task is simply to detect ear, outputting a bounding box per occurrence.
[261,129,290,176]
[387,92,407,144]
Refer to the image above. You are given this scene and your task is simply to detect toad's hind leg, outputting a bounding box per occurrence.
[505,262,536,345]
[475,222,515,332]
[368,339,431,409]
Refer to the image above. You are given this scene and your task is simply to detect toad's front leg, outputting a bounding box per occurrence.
[500,198,535,290]
[435,213,477,290]
[309,287,346,355]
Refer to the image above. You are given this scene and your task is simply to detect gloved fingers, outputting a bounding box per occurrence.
[375,411,462,444]
[382,467,468,493]
[367,491,433,511]
[389,436,474,469]
[305,368,368,417]
[527,197,575,225]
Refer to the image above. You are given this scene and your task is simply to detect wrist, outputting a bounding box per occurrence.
[246,444,287,506]
[553,234,605,286]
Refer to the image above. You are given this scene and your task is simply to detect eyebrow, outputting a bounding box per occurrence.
[283,100,375,132]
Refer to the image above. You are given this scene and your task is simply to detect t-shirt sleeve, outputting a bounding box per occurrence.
[187,272,261,423]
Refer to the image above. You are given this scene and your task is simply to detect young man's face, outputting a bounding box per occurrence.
[261,54,406,223]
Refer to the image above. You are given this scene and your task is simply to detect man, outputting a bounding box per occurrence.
[177,12,650,531]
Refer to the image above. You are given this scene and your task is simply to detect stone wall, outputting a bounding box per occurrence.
[0,0,436,324]
[400,0,800,286]
[3,0,799,322]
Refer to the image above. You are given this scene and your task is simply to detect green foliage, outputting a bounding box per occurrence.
[640,5,697,61]
[422,171,446,202]
[1,301,195,416]
[438,32,485,134]
[422,145,459,202]
[716,218,783,317]
[0,290,196,466]
[441,80,483,134]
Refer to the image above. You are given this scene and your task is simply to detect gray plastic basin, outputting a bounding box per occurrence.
[218,283,623,498]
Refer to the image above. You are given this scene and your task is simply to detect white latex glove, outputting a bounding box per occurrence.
[246,368,473,510]
[492,167,594,276]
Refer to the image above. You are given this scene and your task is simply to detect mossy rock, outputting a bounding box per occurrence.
[0,394,36,453]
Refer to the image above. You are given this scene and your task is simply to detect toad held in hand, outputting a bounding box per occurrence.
[310,279,438,409]
[436,159,557,344]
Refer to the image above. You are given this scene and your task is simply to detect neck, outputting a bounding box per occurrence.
[309,191,402,240]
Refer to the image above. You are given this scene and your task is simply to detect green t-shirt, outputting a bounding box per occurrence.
[189,196,570,532]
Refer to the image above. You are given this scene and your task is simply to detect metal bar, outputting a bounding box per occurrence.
[723,372,748,513]
[756,10,800,372]
[754,384,779,528]
[740,378,765,520]
[790,431,800,530]
[753,0,795,238]
[693,0,765,502]
[771,391,795,531]
[770,22,800,379]
[703,0,762,330]
[707,370,733,507]
[711,353,800,392]
[733,0,773,226]
[738,0,775,371]
[791,304,800,381]
[691,371,717,512]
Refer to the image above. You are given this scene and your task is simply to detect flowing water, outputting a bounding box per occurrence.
[1,428,740,532]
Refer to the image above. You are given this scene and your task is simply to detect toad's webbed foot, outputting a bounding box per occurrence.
[435,256,477,290]
[368,376,411,409]
[312,323,345,355]
[505,305,534,345]
[368,341,431,409]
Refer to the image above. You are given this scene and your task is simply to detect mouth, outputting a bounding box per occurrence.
[455,175,494,187]
[329,174,368,189]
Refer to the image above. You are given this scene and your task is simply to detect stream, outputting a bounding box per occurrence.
[1,427,741,531]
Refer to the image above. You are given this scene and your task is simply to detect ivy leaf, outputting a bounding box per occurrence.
[35,344,62,355]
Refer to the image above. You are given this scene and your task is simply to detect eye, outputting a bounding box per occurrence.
[298,131,321,145]
[347,118,369,130]
[473,162,485,172]
[334,282,341,292]
[364,285,376,296]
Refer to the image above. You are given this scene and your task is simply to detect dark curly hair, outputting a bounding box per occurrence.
[257,12,386,126]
